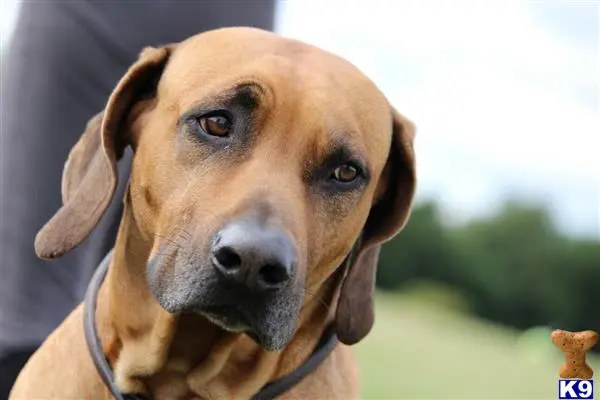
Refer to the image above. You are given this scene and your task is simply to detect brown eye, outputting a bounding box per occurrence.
[198,114,232,137]
[332,164,359,183]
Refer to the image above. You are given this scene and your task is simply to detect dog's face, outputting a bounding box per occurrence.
[35,28,416,351]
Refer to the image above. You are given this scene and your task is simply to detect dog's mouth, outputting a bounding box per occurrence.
[196,305,266,346]
[190,295,299,351]
[199,305,252,333]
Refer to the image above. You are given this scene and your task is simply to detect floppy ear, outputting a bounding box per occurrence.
[34,45,175,259]
[335,107,417,345]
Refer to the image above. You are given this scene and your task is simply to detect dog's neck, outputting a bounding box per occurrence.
[95,200,339,399]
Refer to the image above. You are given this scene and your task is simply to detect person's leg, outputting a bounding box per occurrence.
[0,2,275,397]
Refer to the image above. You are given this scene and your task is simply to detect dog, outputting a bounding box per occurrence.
[10,27,416,399]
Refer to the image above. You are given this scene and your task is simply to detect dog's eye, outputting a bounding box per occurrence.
[331,164,359,183]
[198,114,232,137]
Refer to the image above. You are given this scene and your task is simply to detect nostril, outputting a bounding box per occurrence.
[213,246,241,270]
[258,263,291,288]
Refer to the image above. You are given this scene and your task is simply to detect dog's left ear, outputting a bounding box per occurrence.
[335,107,417,345]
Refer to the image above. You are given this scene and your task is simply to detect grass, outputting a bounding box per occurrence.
[355,289,600,399]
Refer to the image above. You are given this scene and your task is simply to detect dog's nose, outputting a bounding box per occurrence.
[211,221,295,292]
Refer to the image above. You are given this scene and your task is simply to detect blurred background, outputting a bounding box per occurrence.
[1,1,599,399]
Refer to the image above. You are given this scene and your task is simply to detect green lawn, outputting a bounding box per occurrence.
[355,291,600,399]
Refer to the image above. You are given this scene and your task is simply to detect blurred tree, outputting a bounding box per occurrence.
[377,201,460,290]
[376,199,600,349]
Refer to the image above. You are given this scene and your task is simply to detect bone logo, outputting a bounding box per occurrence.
[552,329,599,400]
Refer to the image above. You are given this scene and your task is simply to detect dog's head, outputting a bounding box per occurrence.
[36,28,416,351]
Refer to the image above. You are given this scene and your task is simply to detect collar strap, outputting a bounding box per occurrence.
[83,249,349,400]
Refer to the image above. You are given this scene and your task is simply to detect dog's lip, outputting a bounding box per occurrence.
[195,305,270,348]
[199,305,252,332]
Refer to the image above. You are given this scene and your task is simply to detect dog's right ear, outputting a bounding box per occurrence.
[35,45,175,259]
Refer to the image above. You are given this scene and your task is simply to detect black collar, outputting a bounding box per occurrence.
[83,250,346,400]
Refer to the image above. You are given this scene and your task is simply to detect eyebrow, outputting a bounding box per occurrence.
[211,81,264,112]
[324,142,368,170]
[311,137,370,179]
[226,82,263,111]
[179,81,265,121]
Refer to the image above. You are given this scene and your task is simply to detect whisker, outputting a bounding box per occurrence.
[178,229,192,239]
[153,233,182,248]
[174,231,190,247]
[175,210,218,242]
[303,288,331,312]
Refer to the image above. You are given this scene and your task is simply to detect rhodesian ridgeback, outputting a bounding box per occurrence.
[10,27,416,399]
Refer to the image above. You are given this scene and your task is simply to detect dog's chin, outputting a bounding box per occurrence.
[195,305,296,351]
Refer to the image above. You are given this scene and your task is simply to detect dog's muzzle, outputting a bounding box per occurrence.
[146,216,303,351]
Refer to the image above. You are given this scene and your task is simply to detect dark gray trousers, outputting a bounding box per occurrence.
[0,1,275,396]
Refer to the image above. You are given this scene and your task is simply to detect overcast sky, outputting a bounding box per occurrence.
[2,1,598,238]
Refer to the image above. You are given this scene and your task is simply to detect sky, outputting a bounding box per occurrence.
[1,1,599,238]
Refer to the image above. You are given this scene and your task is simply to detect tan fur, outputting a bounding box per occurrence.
[10,28,416,399]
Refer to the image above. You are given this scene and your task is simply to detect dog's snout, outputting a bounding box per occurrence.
[211,222,295,292]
